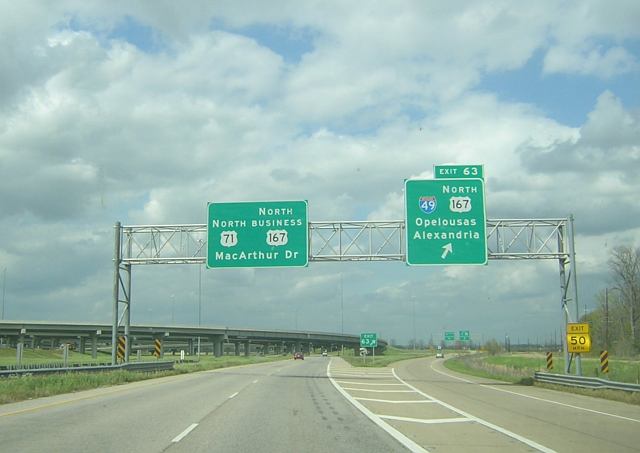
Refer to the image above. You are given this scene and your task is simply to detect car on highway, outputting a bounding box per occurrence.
[293,352,304,360]
[322,350,328,357]
[436,351,444,358]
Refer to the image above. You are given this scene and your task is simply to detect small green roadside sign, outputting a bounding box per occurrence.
[360,333,378,348]
[444,331,455,341]
[434,164,484,180]
[405,178,487,265]
[459,330,471,341]
[207,201,308,268]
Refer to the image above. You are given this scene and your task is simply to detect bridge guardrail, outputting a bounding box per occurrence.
[534,371,640,392]
[0,361,174,378]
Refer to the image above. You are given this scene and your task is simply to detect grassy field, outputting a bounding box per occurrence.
[480,353,640,384]
[444,353,533,384]
[445,352,640,405]
[340,346,434,368]
[0,347,113,367]
[0,351,289,405]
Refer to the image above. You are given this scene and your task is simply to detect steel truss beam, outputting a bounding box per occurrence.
[118,219,570,263]
[113,217,580,373]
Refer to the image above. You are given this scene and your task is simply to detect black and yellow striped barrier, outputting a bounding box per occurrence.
[600,350,609,374]
[117,336,126,361]
[546,351,553,370]
[153,338,162,358]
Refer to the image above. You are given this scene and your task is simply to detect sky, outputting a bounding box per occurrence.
[1,1,639,346]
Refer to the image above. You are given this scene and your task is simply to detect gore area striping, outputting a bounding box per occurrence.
[327,360,429,453]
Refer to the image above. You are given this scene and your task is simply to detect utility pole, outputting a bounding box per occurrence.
[171,294,175,325]
[412,296,416,350]
[340,273,344,334]
[1,267,6,320]
[605,288,609,351]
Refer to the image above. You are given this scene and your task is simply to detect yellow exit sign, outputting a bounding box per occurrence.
[567,333,591,353]
[567,323,589,334]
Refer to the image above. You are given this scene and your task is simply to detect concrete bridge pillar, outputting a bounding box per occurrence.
[214,338,223,357]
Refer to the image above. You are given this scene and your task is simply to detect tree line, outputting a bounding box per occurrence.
[582,245,640,356]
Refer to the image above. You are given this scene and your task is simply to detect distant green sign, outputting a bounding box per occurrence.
[360,333,378,348]
[207,201,308,268]
[434,164,484,180]
[459,330,471,341]
[405,178,487,265]
[444,331,455,341]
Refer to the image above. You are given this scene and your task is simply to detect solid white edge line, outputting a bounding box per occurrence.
[327,360,429,453]
[229,392,239,399]
[430,363,640,424]
[392,368,556,453]
[172,423,198,443]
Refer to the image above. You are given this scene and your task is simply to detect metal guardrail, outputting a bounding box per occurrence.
[534,372,640,392]
[0,361,174,378]
[1,362,112,371]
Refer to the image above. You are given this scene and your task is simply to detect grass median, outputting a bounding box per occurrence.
[0,350,290,405]
[339,346,434,368]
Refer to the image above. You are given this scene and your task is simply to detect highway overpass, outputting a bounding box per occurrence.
[0,321,387,359]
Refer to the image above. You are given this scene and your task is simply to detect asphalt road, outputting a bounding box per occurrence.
[0,357,408,453]
[391,356,640,452]
[2,356,640,452]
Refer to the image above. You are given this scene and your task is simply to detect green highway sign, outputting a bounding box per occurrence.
[434,164,484,180]
[360,333,378,348]
[405,178,487,265]
[444,331,455,341]
[459,330,470,341]
[207,201,308,268]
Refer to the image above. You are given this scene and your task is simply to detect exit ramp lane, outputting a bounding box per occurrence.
[329,356,640,453]
[328,358,551,452]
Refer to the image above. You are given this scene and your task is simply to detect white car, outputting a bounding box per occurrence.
[435,349,444,358]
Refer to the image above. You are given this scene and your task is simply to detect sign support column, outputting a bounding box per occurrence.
[569,214,582,376]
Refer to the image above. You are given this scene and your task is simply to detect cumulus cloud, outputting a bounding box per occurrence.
[544,44,638,78]
[1,1,638,343]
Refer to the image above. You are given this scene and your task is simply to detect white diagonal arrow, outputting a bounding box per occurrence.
[441,243,453,259]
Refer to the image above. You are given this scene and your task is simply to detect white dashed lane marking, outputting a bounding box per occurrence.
[172,423,198,443]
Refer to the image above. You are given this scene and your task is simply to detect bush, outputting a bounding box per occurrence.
[484,339,502,356]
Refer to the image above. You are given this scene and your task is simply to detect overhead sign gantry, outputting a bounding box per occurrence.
[112,163,582,375]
